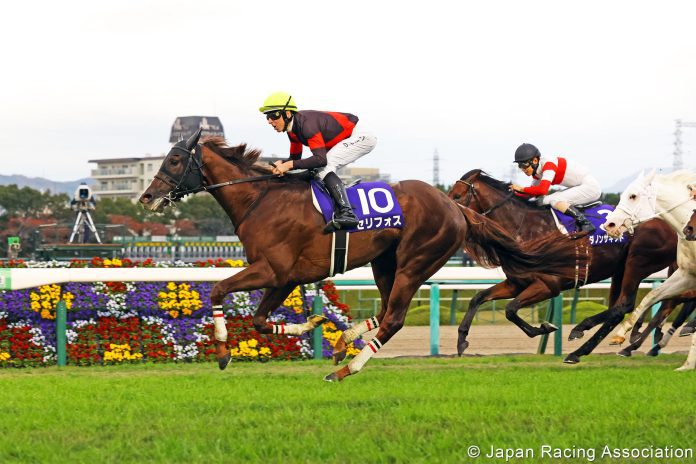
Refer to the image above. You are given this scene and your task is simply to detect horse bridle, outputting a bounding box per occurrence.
[155,143,278,203]
[454,179,514,216]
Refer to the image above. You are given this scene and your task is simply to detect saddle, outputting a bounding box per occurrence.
[549,203,627,246]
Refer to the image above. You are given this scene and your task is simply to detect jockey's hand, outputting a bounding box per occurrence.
[509,184,524,193]
[272,160,293,176]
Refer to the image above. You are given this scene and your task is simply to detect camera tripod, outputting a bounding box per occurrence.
[69,207,102,244]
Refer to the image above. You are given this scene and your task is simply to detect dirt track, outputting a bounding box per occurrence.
[363,324,693,358]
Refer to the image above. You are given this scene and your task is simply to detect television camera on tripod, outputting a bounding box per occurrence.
[69,183,101,244]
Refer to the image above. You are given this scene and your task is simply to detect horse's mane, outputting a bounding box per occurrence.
[458,205,586,279]
[460,169,546,211]
[658,169,696,186]
[201,137,273,174]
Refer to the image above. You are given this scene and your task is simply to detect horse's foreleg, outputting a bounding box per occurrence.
[675,331,696,371]
[209,261,286,370]
[566,269,695,364]
[648,301,696,355]
[251,284,321,335]
[457,280,518,355]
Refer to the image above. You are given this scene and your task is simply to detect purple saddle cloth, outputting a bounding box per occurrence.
[553,204,627,246]
[311,180,404,232]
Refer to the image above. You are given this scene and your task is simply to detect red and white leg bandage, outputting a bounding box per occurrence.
[342,316,379,344]
[348,337,383,374]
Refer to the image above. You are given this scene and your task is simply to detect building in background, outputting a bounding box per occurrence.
[89,155,166,200]
[337,166,390,184]
[169,116,224,143]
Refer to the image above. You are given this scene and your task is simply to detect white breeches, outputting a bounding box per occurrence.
[542,175,602,208]
[315,129,377,180]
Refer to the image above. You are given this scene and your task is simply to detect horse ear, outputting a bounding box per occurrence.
[644,168,657,184]
[186,127,203,151]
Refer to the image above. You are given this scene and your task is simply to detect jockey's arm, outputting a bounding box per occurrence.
[291,132,329,170]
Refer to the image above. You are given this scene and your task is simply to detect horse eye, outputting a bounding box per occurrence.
[170,158,180,166]
[453,194,461,200]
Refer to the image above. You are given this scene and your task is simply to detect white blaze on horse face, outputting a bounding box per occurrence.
[603,174,656,237]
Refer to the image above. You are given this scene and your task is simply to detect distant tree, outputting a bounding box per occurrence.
[176,194,234,234]
[601,192,620,206]
[0,184,68,218]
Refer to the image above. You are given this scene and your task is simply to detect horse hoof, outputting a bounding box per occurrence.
[563,354,580,364]
[332,350,346,366]
[217,354,231,370]
[646,346,660,357]
[679,326,695,337]
[457,340,469,357]
[675,364,694,372]
[568,330,584,341]
[324,366,350,382]
[308,315,328,327]
[541,322,558,334]
[617,349,631,358]
[608,336,625,346]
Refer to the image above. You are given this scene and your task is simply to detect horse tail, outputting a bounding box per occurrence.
[458,205,585,280]
[458,205,522,268]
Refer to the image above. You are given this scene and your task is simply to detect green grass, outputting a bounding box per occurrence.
[1,356,694,463]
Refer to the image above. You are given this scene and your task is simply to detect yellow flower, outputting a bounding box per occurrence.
[103,259,112,267]
[166,282,177,291]
[247,339,258,348]
[111,258,122,267]
[169,310,179,318]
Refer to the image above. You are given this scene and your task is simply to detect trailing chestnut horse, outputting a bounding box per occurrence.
[448,169,679,363]
[139,131,580,381]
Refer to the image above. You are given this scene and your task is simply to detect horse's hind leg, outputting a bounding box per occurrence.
[333,248,397,365]
[649,301,696,355]
[503,280,560,338]
[457,280,519,355]
[617,305,674,357]
[565,269,695,364]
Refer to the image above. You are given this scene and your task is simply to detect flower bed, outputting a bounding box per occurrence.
[0,258,364,367]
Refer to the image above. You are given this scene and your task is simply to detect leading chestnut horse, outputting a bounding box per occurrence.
[139,131,578,381]
[448,169,679,363]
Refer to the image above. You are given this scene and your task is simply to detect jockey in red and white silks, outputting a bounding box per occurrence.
[510,143,601,233]
[524,156,602,208]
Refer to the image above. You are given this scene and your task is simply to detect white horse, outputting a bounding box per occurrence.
[603,169,696,371]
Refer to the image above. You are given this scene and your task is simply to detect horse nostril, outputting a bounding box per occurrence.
[140,193,152,204]
[606,222,615,229]
[684,226,693,235]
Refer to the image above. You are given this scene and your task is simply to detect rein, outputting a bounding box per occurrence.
[158,143,280,203]
[173,173,279,198]
[615,195,693,234]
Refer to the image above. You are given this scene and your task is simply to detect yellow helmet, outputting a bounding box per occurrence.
[259,91,298,113]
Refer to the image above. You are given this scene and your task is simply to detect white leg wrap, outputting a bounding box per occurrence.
[342,316,379,343]
[272,323,311,336]
[212,306,227,342]
[658,327,676,348]
[676,332,696,371]
[347,337,383,374]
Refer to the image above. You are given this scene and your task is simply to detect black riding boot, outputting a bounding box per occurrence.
[566,206,595,233]
[323,172,359,231]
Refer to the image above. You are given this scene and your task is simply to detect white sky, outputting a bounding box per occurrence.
[1,0,696,190]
